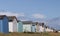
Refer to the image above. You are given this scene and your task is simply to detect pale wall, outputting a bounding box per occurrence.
[23,24,32,32]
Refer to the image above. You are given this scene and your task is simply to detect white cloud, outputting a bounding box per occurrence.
[32,13,46,19]
[0,12,25,17]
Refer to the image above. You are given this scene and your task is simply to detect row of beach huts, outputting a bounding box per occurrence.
[0,15,59,33]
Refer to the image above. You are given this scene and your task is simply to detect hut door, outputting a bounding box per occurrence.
[31,25,36,32]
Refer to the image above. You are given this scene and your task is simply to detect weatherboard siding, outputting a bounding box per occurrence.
[23,24,32,32]
[45,28,53,32]
[3,17,9,33]
[31,25,36,32]
[0,20,3,32]
[13,19,17,32]
[17,22,23,32]
[39,26,44,32]
[0,16,9,33]
[36,25,40,32]
[9,22,13,32]
[9,18,17,32]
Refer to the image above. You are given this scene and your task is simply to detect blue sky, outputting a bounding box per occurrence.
[0,0,60,22]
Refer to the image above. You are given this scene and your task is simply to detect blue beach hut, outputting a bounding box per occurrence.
[0,15,9,33]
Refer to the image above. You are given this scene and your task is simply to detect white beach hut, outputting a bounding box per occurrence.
[8,16,17,32]
[22,21,32,32]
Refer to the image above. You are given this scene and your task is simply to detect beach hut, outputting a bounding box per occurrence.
[0,15,9,33]
[8,16,17,32]
[45,26,53,32]
[31,22,36,32]
[39,23,45,32]
[35,22,45,32]
[17,20,23,32]
[22,21,32,32]
[35,22,40,32]
[57,30,60,33]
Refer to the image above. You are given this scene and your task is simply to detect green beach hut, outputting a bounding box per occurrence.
[17,20,23,32]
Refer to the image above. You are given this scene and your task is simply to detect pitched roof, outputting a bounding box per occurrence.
[22,21,33,24]
[8,16,17,22]
[0,15,7,19]
[32,22,41,25]
[17,20,21,22]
